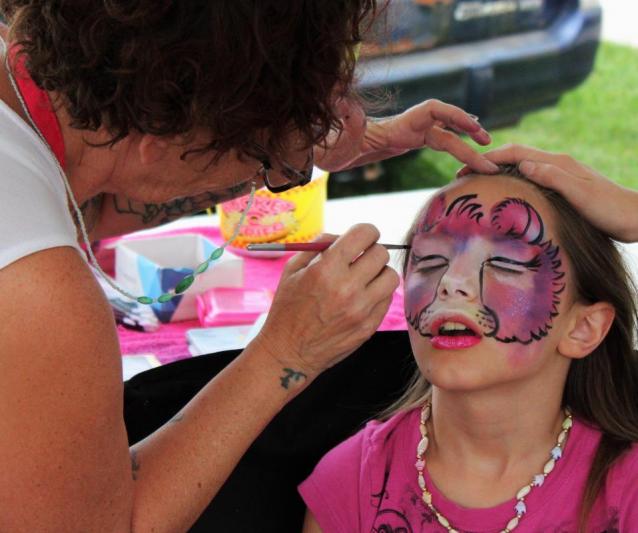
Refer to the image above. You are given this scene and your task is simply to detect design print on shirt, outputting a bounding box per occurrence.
[370,472,415,533]
[371,509,413,533]
[369,474,475,533]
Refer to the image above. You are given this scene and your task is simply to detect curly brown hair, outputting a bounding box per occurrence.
[1,0,378,160]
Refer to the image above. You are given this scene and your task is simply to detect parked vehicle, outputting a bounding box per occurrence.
[329,0,602,196]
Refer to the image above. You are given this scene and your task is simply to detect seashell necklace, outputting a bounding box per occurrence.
[415,401,573,533]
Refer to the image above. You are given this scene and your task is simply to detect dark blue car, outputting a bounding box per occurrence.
[357,0,602,127]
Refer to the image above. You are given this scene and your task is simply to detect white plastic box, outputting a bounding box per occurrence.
[115,233,244,322]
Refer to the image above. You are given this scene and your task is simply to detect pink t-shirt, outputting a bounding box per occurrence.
[299,408,638,532]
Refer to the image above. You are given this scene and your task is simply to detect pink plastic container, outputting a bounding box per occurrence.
[196,287,273,327]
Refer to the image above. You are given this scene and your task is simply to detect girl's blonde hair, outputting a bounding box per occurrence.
[382,168,638,529]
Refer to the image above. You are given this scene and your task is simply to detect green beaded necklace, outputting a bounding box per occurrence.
[4,40,257,305]
[132,186,255,304]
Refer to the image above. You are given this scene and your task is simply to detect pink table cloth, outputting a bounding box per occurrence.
[104,226,407,365]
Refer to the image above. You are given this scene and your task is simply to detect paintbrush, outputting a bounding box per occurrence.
[246,242,410,252]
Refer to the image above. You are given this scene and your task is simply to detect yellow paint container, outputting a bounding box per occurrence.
[219,168,329,250]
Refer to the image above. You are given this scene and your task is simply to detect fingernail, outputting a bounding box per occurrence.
[469,114,480,122]
[456,167,470,178]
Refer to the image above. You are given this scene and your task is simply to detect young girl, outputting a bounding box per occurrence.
[299,169,638,532]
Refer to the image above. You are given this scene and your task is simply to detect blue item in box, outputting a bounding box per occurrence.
[115,233,244,323]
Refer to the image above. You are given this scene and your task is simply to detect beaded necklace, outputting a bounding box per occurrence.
[2,40,256,305]
[415,401,573,533]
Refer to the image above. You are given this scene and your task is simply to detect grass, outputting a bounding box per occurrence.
[381,41,638,191]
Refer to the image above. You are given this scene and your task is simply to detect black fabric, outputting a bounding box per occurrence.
[123,330,415,532]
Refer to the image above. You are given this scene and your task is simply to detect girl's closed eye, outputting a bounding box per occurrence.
[486,255,541,275]
[412,253,449,273]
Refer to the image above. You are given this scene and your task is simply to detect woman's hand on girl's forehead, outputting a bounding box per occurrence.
[457,143,638,243]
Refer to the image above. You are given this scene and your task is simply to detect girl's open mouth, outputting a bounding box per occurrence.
[430,318,482,350]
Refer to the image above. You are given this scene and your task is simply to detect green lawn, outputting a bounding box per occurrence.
[382,41,638,191]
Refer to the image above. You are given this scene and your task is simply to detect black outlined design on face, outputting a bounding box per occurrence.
[405,193,565,345]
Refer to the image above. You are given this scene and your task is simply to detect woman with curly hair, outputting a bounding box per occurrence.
[0,1,503,531]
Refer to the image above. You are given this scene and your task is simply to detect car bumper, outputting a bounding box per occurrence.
[355,6,602,126]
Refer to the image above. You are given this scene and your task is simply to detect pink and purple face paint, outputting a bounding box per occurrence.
[404,193,566,350]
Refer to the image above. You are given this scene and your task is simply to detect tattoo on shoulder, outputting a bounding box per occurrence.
[112,183,250,226]
[280,368,307,389]
[130,449,141,481]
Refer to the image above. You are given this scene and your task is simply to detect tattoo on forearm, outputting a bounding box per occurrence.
[280,368,307,389]
[112,183,250,226]
[130,449,141,481]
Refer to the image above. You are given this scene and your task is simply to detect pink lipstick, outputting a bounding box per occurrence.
[429,314,482,350]
[431,335,481,350]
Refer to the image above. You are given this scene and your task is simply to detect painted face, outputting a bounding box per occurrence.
[404,192,565,351]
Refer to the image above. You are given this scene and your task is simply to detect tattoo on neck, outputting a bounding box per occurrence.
[112,183,250,226]
[280,368,307,389]
[72,194,103,235]
[130,449,141,481]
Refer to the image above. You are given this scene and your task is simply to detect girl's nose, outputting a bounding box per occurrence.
[436,267,478,301]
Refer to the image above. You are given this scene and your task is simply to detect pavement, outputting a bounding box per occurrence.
[599,0,638,48]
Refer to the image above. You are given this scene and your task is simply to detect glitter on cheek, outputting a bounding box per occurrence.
[480,238,561,344]
[481,269,542,343]
[504,290,531,323]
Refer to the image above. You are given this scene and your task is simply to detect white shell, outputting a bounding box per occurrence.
[562,417,573,430]
[551,446,563,460]
[420,423,427,436]
[533,474,545,487]
[417,436,429,456]
[422,491,432,505]
[557,429,568,444]
[515,500,527,515]
[449,530,459,533]
[543,458,556,475]
[506,516,520,530]
[421,404,431,422]
[418,474,426,490]
[437,513,450,528]
[515,485,531,500]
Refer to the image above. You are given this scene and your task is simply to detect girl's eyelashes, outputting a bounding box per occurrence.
[418,264,448,274]
[487,262,525,275]
[409,252,540,275]
[486,256,539,275]
[411,253,449,273]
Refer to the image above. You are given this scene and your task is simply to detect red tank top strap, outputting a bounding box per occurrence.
[8,45,66,168]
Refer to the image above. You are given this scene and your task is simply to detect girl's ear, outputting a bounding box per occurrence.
[138,134,170,166]
[557,302,615,359]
